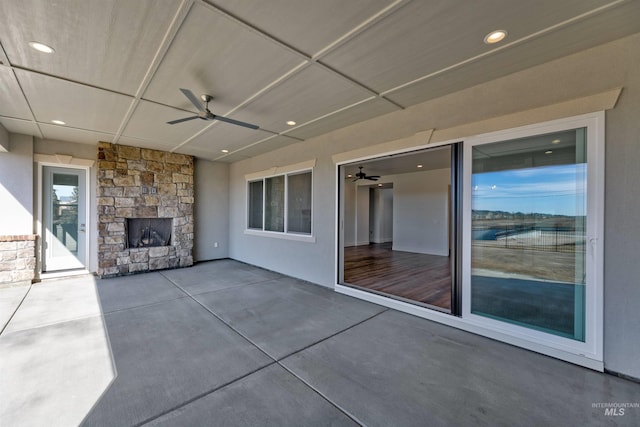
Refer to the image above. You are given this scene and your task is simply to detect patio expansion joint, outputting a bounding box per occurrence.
[0,284,32,336]
[134,360,280,427]
[158,270,388,426]
[100,293,192,316]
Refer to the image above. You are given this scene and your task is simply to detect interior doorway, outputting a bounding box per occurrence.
[42,166,88,272]
[339,144,461,313]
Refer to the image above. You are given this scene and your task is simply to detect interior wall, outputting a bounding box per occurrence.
[381,188,393,243]
[342,180,357,246]
[0,134,34,235]
[368,187,393,244]
[228,33,639,377]
[193,159,229,261]
[389,169,450,255]
[355,186,369,245]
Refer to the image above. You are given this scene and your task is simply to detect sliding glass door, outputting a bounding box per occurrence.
[464,113,603,360]
[470,129,587,340]
[338,145,461,313]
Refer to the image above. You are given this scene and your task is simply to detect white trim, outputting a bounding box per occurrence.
[333,135,452,168]
[331,129,435,165]
[335,284,603,371]
[244,229,316,243]
[37,161,92,273]
[244,158,316,181]
[245,163,315,241]
[462,111,605,366]
[34,153,95,167]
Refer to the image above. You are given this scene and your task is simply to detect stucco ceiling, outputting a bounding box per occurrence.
[0,0,639,162]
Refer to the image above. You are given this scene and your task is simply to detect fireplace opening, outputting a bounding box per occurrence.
[126,218,172,248]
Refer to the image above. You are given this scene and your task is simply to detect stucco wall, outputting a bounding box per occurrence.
[193,159,229,261]
[0,134,34,235]
[228,33,640,378]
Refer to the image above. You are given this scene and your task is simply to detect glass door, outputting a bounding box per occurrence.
[469,129,587,340]
[338,145,461,313]
[464,112,604,364]
[42,166,87,271]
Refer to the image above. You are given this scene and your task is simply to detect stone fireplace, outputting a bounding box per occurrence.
[97,142,194,278]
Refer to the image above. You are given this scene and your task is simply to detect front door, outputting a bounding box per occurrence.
[42,166,87,271]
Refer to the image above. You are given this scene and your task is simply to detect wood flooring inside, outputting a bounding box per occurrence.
[343,243,451,310]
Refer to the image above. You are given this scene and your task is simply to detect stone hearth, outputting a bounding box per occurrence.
[97,142,193,277]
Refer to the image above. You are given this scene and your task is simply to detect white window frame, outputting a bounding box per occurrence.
[245,161,315,243]
[462,111,604,366]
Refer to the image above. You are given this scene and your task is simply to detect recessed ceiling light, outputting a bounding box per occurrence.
[545,150,553,154]
[221,149,229,153]
[346,174,353,178]
[484,30,507,44]
[29,41,55,53]
[378,184,383,187]
[551,139,561,144]
[51,119,65,125]
[417,164,423,168]
[286,120,296,126]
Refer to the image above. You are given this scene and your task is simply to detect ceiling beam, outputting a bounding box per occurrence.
[111,0,196,145]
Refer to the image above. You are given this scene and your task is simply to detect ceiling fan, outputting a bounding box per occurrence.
[353,166,381,181]
[166,88,259,129]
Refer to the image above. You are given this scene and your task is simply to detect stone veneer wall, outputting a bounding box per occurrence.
[0,235,37,286]
[97,142,194,277]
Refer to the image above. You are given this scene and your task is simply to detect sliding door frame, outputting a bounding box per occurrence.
[462,111,604,365]
[335,139,462,313]
[335,112,604,370]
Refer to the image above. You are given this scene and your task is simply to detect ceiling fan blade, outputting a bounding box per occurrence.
[167,115,200,125]
[213,114,259,130]
[179,88,205,112]
[369,175,381,179]
[366,177,379,181]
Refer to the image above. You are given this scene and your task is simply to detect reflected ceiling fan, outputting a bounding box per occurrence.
[353,166,381,181]
[166,88,259,129]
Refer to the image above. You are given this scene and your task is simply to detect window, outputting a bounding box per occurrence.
[247,170,312,235]
[248,180,263,229]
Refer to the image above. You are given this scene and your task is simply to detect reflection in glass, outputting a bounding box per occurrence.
[265,176,285,232]
[51,174,79,257]
[471,129,586,341]
[248,180,263,229]
[287,172,312,234]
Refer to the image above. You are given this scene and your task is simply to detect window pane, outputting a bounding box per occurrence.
[248,180,263,229]
[471,128,586,341]
[265,176,285,232]
[287,172,312,234]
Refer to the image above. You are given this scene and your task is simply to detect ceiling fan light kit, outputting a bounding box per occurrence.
[167,88,259,130]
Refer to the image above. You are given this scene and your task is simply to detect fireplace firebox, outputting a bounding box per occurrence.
[126,218,172,248]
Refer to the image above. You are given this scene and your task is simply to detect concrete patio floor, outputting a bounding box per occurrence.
[1,259,638,426]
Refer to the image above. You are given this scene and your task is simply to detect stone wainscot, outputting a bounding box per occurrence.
[97,142,194,277]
